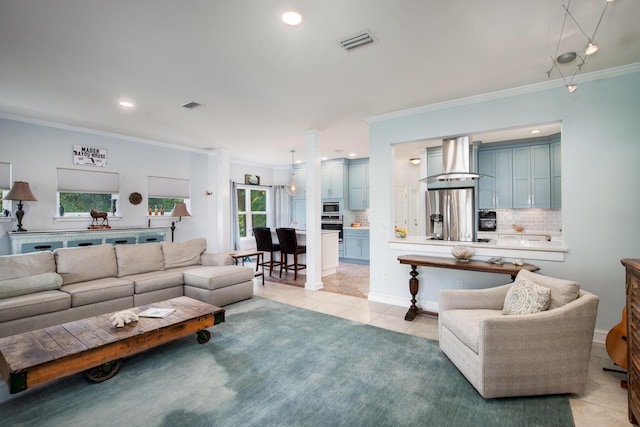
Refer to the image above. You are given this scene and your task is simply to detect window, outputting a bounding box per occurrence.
[0,162,11,217]
[237,186,268,238]
[57,168,119,217]
[148,176,190,215]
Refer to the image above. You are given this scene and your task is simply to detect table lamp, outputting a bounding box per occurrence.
[3,181,37,232]
[170,202,191,242]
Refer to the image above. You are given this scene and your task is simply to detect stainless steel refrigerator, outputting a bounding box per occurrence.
[426,187,475,242]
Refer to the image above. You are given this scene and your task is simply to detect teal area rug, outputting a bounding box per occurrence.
[0,297,574,426]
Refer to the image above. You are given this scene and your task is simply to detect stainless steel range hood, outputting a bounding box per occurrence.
[421,136,482,183]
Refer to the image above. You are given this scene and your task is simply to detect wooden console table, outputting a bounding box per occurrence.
[397,255,539,321]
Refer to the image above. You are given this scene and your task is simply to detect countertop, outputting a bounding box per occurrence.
[343,226,370,230]
[390,234,567,262]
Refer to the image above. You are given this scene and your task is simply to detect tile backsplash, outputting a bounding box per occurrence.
[353,210,370,227]
[495,209,562,235]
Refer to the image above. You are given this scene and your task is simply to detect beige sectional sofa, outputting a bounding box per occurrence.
[0,238,255,338]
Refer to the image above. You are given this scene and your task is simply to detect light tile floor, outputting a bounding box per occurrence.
[253,279,631,426]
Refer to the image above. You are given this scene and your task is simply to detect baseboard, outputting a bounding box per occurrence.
[593,329,607,345]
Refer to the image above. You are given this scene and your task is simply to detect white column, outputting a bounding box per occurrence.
[304,129,323,290]
[211,148,231,252]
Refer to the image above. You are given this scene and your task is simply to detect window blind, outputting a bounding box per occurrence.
[148,176,190,199]
[0,162,10,190]
[57,168,119,193]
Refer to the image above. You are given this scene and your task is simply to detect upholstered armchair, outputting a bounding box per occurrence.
[438,269,599,399]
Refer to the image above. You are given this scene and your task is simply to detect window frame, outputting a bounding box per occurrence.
[56,168,120,219]
[147,176,191,217]
[236,184,271,241]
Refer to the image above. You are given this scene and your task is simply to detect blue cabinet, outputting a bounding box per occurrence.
[342,228,370,262]
[292,198,306,230]
[513,144,550,208]
[478,148,512,209]
[348,159,369,210]
[551,142,561,209]
[321,160,347,199]
[292,165,306,200]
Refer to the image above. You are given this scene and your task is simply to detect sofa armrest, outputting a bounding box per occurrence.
[439,284,512,312]
[200,252,234,266]
[480,290,599,369]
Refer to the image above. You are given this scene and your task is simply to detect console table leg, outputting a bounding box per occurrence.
[404,265,420,321]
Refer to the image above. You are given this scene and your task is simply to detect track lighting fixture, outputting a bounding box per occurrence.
[546,0,615,93]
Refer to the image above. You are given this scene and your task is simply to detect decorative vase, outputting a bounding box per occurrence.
[59,204,65,217]
[451,245,474,262]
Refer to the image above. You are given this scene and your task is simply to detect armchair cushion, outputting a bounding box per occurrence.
[502,278,551,315]
[515,269,579,309]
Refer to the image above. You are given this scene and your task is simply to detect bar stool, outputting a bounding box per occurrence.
[252,227,282,276]
[276,227,306,281]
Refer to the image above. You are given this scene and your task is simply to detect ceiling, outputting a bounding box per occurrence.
[0,1,638,167]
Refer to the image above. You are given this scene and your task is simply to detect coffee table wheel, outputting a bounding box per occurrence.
[83,359,123,383]
[196,330,211,344]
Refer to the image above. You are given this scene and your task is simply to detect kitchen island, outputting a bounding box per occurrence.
[270,229,339,277]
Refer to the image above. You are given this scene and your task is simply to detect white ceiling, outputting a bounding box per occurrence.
[0,1,638,166]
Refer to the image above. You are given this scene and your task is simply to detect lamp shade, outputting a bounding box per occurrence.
[170,202,191,218]
[4,181,37,201]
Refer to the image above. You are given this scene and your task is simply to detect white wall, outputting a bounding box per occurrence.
[0,118,216,253]
[368,67,640,331]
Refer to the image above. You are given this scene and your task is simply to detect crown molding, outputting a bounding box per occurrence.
[366,62,640,124]
[0,111,211,154]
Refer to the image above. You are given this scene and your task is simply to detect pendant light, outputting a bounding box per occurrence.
[286,150,299,196]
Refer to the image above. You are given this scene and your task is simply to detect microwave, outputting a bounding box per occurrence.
[322,202,340,214]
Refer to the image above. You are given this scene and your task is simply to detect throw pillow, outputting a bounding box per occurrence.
[503,278,552,315]
[514,269,580,309]
[0,272,63,299]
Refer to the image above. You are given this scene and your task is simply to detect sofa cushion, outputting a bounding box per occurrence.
[61,277,134,307]
[201,252,234,266]
[515,269,580,309]
[127,270,184,294]
[55,245,118,285]
[503,278,551,315]
[183,266,255,291]
[0,251,56,280]
[0,290,71,323]
[162,238,206,269]
[440,309,503,353]
[115,243,165,277]
[0,272,63,299]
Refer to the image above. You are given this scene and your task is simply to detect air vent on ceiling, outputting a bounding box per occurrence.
[181,101,203,110]
[339,29,377,51]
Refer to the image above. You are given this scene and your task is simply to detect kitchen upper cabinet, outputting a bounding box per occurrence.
[513,144,551,208]
[348,159,369,210]
[551,141,561,209]
[426,147,448,190]
[321,160,348,199]
[478,148,512,209]
[292,165,306,200]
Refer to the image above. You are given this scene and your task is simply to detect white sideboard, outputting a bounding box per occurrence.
[9,228,169,254]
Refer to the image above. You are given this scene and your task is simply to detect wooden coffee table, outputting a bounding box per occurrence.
[0,296,224,394]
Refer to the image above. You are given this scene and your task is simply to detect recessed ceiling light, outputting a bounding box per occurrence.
[321,157,328,161]
[530,129,541,134]
[349,153,356,157]
[119,100,134,108]
[282,11,302,26]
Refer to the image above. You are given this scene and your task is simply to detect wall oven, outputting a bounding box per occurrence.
[321,215,343,241]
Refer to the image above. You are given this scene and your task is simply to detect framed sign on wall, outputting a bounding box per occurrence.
[73,145,107,167]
